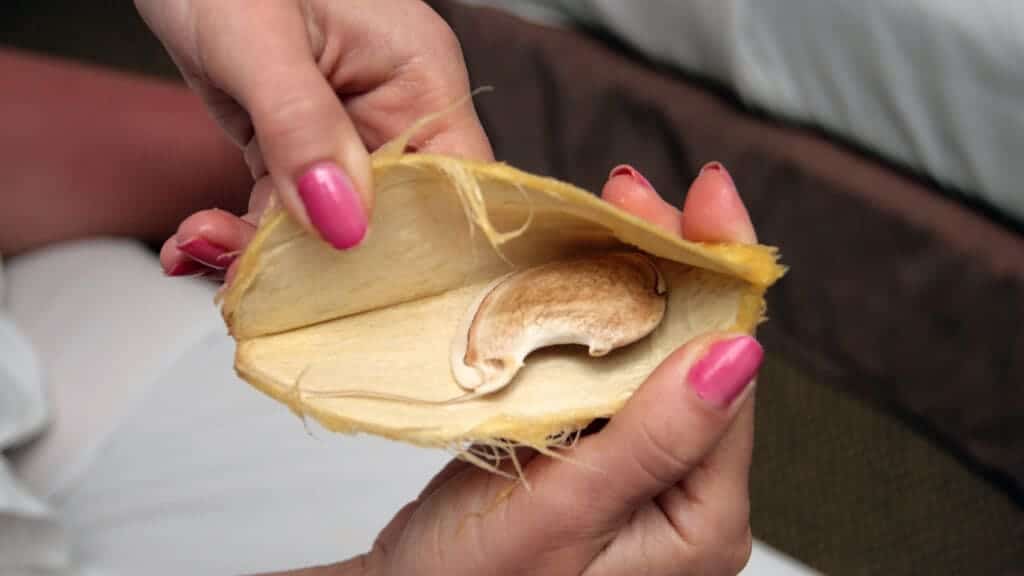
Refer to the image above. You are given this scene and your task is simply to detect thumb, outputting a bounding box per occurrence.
[562,332,763,519]
[201,1,372,250]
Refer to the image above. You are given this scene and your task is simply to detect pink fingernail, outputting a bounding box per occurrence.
[166,259,207,277]
[699,161,735,190]
[610,164,656,192]
[297,161,367,249]
[687,335,763,409]
[177,237,233,269]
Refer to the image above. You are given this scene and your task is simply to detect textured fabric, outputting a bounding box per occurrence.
[0,254,73,575]
[6,240,224,499]
[751,354,1024,575]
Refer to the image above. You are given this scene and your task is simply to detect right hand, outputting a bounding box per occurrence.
[269,162,762,576]
[134,0,493,278]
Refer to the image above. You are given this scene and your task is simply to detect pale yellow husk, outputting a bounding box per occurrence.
[219,137,786,455]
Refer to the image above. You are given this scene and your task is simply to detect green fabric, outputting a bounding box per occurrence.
[752,353,1024,574]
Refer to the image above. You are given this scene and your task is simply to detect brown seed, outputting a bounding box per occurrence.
[450,251,668,396]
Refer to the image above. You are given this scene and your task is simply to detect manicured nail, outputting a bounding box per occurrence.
[297,161,367,249]
[177,237,234,269]
[610,164,656,192]
[166,258,207,277]
[699,161,735,190]
[688,335,763,408]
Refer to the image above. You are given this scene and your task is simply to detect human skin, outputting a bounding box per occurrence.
[0,48,251,257]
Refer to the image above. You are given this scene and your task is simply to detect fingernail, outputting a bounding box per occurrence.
[166,259,207,277]
[699,161,735,191]
[610,164,655,192]
[297,161,367,249]
[177,237,234,270]
[688,335,763,409]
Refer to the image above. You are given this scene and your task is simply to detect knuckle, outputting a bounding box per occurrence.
[697,525,753,576]
[253,91,320,138]
[537,476,612,539]
[431,21,464,59]
[385,0,464,64]
[688,500,752,575]
[412,5,463,58]
[546,487,597,532]
[632,417,697,489]
[720,497,752,547]
[723,528,754,575]
[248,88,339,166]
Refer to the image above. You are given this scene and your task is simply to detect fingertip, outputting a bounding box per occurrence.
[659,331,761,411]
[680,162,757,244]
[161,209,257,278]
[601,165,682,236]
[294,160,370,250]
[685,334,762,410]
[176,209,256,254]
[608,164,656,192]
[161,236,207,277]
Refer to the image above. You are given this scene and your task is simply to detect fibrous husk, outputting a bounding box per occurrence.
[218,114,786,463]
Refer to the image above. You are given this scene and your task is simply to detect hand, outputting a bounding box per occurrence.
[134,0,493,278]
[281,162,762,576]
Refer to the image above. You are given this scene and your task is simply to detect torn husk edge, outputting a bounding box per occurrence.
[217,93,786,470]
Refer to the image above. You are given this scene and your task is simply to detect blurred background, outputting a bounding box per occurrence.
[2,1,1022,574]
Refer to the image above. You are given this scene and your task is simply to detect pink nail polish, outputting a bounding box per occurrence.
[177,237,232,270]
[297,161,367,249]
[610,164,656,192]
[219,251,240,267]
[699,161,735,190]
[166,259,207,277]
[687,335,763,408]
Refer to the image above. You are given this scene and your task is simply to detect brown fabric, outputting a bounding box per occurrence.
[429,0,1024,493]
[752,353,1024,575]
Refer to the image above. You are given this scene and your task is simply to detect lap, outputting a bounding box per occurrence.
[5,239,448,575]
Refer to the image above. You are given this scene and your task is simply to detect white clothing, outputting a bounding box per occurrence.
[0,239,816,575]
